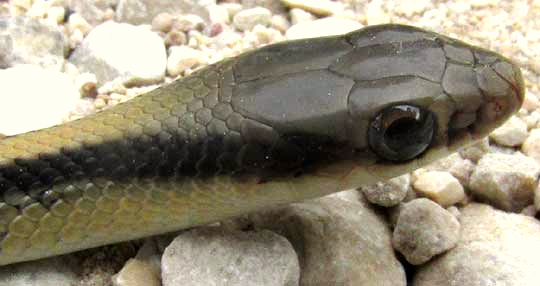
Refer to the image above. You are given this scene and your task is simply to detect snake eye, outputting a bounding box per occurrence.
[368,104,435,162]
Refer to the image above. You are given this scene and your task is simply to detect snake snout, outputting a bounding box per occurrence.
[470,57,524,138]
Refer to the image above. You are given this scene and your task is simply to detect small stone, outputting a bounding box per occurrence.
[165,30,187,47]
[489,116,528,147]
[116,0,211,25]
[113,239,161,286]
[360,174,410,207]
[459,137,489,162]
[46,6,65,24]
[69,21,167,86]
[68,0,116,25]
[0,65,79,135]
[522,92,540,112]
[167,46,205,77]
[113,259,160,286]
[413,171,466,207]
[221,3,243,18]
[446,206,461,218]
[75,72,98,98]
[270,14,289,32]
[0,256,79,286]
[366,0,390,25]
[392,198,460,265]
[417,153,475,187]
[208,4,230,24]
[414,204,540,286]
[394,0,431,17]
[162,227,299,286]
[285,17,363,40]
[67,13,92,36]
[289,8,315,25]
[233,7,272,31]
[521,205,537,217]
[524,111,540,130]
[151,12,175,33]
[522,128,540,164]
[172,14,206,32]
[469,152,540,212]
[281,0,343,16]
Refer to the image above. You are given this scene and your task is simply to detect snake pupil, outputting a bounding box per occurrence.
[368,104,435,162]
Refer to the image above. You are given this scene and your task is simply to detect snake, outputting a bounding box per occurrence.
[0,24,524,265]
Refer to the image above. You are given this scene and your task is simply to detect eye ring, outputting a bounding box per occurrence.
[368,104,436,162]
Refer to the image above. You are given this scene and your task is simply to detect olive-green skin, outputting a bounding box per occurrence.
[0,24,523,265]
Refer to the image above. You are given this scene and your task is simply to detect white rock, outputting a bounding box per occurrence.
[522,128,540,164]
[285,17,363,40]
[208,4,230,24]
[489,116,528,146]
[0,256,78,286]
[271,14,289,32]
[469,152,540,211]
[413,171,465,207]
[233,7,272,31]
[69,21,167,86]
[394,0,431,17]
[393,199,460,265]
[167,46,205,77]
[289,8,315,25]
[414,203,540,286]
[0,16,65,71]
[416,153,475,187]
[161,227,299,286]
[0,65,79,135]
[360,174,410,207]
[173,14,206,32]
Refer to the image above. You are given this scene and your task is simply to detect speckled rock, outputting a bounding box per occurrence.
[0,256,79,286]
[469,153,540,212]
[0,16,65,70]
[249,192,406,286]
[0,65,79,135]
[458,137,489,163]
[489,116,528,146]
[116,0,213,25]
[414,203,540,286]
[69,21,167,86]
[285,17,363,39]
[522,128,540,164]
[412,171,465,207]
[233,7,272,31]
[360,174,410,207]
[393,198,460,265]
[167,46,205,76]
[161,227,299,286]
[281,0,343,16]
[67,0,116,25]
[416,153,475,186]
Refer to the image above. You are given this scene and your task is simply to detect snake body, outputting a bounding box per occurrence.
[0,24,524,265]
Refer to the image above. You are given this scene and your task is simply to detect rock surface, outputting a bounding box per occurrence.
[392,198,460,265]
[0,65,79,135]
[412,171,465,207]
[469,152,540,212]
[0,256,78,286]
[250,192,406,286]
[0,16,65,70]
[116,0,213,25]
[489,116,528,146]
[161,227,299,286]
[69,21,167,86]
[360,174,410,207]
[414,204,540,286]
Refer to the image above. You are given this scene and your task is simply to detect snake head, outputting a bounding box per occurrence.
[332,24,524,180]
